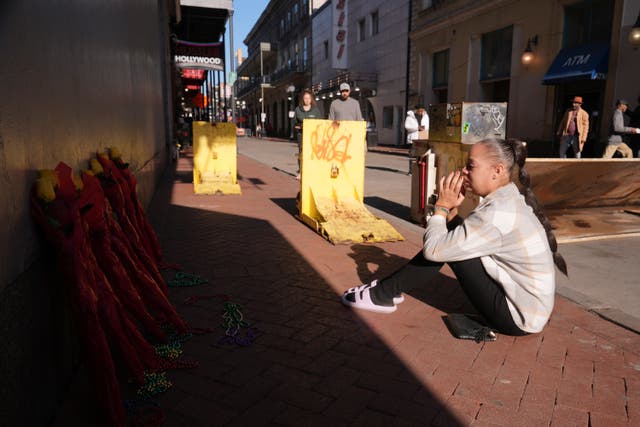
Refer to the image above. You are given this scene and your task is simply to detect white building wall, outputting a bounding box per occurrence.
[311,0,410,145]
[349,3,409,97]
[312,2,334,88]
[348,0,410,146]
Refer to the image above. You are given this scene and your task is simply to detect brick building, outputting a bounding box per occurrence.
[236,0,315,137]
[408,0,640,156]
[312,0,411,146]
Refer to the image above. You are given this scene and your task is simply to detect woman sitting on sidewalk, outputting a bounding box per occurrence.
[342,139,567,335]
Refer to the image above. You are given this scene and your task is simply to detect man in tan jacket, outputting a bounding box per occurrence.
[557,96,589,158]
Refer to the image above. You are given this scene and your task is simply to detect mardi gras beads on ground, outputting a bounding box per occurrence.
[218,302,258,346]
[167,271,208,287]
[136,372,172,399]
[154,341,182,360]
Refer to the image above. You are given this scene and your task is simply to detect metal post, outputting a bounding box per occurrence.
[218,70,223,121]
[221,31,228,122]
[216,69,220,121]
[208,70,213,122]
[229,9,236,122]
[287,84,295,140]
[212,70,216,121]
[204,71,208,122]
[260,48,265,125]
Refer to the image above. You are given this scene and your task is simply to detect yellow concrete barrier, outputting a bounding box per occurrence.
[298,119,403,244]
[192,121,241,195]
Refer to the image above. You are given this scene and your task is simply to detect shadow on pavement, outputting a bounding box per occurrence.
[173,168,193,184]
[53,162,467,425]
[270,197,298,217]
[149,205,466,426]
[269,199,475,316]
[347,244,408,283]
[364,196,412,221]
[347,244,478,316]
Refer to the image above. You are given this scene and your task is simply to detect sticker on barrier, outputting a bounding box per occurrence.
[192,122,242,195]
[298,119,403,244]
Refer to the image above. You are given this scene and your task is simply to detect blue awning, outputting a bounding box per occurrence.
[542,43,610,85]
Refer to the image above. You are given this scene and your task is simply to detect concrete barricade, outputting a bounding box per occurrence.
[298,119,403,244]
[192,122,241,195]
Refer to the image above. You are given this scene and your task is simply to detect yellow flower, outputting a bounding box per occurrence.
[35,177,56,202]
[109,147,122,160]
[38,169,59,187]
[90,159,104,175]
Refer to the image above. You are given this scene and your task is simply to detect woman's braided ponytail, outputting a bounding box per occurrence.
[483,139,568,276]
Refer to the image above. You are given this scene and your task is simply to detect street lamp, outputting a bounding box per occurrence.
[521,36,538,66]
[287,84,295,139]
[630,12,640,49]
[260,42,271,129]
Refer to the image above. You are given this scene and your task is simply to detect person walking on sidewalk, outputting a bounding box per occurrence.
[294,89,322,179]
[342,139,567,336]
[603,99,640,159]
[405,105,429,145]
[557,96,589,158]
[405,105,430,174]
[626,96,640,156]
[328,83,363,121]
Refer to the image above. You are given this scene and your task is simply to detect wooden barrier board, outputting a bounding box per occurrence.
[526,158,640,210]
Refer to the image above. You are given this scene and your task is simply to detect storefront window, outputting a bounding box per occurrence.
[371,11,379,36]
[383,106,393,129]
[433,49,449,103]
[480,26,513,81]
[433,49,449,88]
[563,0,613,48]
[303,37,308,68]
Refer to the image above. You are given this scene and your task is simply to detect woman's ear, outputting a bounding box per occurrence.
[494,163,506,177]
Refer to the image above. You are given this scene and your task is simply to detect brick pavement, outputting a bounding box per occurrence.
[55,151,640,426]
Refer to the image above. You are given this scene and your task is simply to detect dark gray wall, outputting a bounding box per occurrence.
[0,0,171,424]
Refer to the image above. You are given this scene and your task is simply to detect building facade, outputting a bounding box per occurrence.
[408,0,640,157]
[236,0,315,137]
[312,0,411,146]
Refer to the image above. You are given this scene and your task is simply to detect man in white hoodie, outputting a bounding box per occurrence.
[405,105,429,144]
[405,105,429,173]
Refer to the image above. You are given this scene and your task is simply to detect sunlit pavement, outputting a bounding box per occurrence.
[55,149,640,426]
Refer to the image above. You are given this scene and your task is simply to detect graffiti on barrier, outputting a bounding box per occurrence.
[309,123,352,164]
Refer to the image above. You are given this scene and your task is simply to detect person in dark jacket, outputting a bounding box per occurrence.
[293,89,322,179]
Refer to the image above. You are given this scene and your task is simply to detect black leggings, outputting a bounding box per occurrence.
[375,252,527,336]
